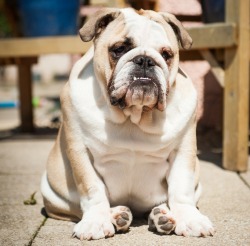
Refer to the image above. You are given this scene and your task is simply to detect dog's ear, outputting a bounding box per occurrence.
[79,8,120,42]
[160,12,192,50]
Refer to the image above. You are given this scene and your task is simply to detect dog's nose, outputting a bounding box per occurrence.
[133,55,155,68]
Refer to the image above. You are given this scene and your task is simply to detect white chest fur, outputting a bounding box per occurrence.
[84,119,173,213]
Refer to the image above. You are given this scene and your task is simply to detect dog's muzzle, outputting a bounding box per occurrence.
[109,55,166,111]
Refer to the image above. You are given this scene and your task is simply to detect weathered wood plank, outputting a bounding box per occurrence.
[186,23,237,49]
[0,36,91,57]
[223,0,249,171]
[0,23,236,58]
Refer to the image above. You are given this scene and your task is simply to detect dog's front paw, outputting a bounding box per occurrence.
[110,206,133,232]
[73,212,115,240]
[171,204,215,237]
[148,205,176,234]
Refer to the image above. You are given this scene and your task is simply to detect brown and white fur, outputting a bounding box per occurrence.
[41,8,215,240]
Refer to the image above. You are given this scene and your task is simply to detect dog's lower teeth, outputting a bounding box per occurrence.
[133,77,151,81]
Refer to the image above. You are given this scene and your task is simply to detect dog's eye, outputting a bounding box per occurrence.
[162,50,173,61]
[114,46,126,54]
[111,45,127,58]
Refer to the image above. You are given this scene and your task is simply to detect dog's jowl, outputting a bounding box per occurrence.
[41,8,215,240]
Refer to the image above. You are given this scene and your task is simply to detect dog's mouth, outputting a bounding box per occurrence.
[109,75,166,111]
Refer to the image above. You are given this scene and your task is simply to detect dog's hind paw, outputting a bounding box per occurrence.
[110,206,133,232]
[148,204,175,234]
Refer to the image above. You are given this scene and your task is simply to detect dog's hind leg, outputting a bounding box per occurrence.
[110,206,133,232]
[41,172,82,222]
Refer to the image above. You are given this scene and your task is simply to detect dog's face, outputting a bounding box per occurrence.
[79,8,192,112]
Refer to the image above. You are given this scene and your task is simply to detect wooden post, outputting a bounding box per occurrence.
[223,0,249,171]
[17,57,37,132]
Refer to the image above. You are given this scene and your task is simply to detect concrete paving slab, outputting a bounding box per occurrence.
[0,139,53,246]
[0,140,53,175]
[0,205,45,246]
[0,139,249,246]
[0,174,43,206]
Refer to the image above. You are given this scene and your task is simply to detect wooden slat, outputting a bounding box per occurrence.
[0,36,92,58]
[180,50,203,61]
[90,0,126,7]
[186,23,237,50]
[0,23,236,58]
[223,0,249,171]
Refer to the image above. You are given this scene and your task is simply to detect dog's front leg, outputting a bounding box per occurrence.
[65,131,134,239]
[61,94,114,240]
[167,123,215,237]
[66,140,114,240]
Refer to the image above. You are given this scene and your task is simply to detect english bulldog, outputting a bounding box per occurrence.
[41,8,215,240]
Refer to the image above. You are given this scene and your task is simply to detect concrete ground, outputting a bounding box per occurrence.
[0,137,249,246]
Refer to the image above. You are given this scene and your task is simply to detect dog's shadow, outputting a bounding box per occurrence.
[41,207,49,218]
[131,219,175,237]
[129,216,175,236]
[131,218,147,227]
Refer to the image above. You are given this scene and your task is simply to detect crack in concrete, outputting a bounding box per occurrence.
[26,217,47,246]
[238,173,250,190]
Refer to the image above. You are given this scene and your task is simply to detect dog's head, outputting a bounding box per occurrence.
[79,8,192,112]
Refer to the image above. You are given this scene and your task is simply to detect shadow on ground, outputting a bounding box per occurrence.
[197,126,223,168]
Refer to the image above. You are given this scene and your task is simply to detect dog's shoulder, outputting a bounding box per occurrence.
[69,46,95,82]
[65,47,100,109]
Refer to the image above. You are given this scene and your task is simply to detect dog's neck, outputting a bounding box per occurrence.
[123,105,144,124]
[105,104,166,135]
